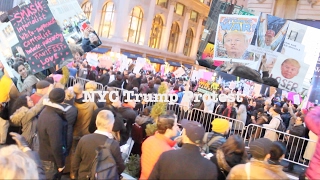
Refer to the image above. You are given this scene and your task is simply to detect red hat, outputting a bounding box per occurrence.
[265,30,275,37]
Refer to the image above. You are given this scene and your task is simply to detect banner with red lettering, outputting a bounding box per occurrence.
[8,0,73,74]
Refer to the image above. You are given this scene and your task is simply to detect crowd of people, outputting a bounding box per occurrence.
[0,54,319,180]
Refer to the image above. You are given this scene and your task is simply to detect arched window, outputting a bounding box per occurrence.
[127,7,143,44]
[149,15,164,49]
[98,2,115,38]
[81,1,92,20]
[183,28,194,56]
[167,22,180,53]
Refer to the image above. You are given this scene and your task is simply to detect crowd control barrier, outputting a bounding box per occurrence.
[244,124,317,167]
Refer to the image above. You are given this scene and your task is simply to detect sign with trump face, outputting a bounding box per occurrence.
[214,14,258,63]
[270,54,309,93]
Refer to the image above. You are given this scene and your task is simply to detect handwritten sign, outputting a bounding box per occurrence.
[8,0,74,74]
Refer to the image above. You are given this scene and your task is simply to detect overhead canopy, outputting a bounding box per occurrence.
[90,47,110,54]
[183,64,193,69]
[122,52,143,59]
[148,56,165,64]
[167,60,181,67]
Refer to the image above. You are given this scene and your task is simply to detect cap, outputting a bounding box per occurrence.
[249,138,273,159]
[180,119,205,144]
[49,88,66,104]
[274,102,281,108]
[211,118,229,134]
[265,30,275,37]
[36,80,50,89]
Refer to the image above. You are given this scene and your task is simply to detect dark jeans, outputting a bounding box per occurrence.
[42,161,61,180]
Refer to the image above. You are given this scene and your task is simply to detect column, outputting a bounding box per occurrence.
[90,0,102,31]
[190,15,204,59]
[160,0,176,50]
[112,0,131,41]
[177,7,191,54]
[143,0,157,46]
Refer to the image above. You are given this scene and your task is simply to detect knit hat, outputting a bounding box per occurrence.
[211,118,229,134]
[249,138,273,159]
[36,80,50,89]
[49,88,65,103]
[180,119,205,144]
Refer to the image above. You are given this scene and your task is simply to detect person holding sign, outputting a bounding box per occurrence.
[281,59,300,79]
[81,24,101,53]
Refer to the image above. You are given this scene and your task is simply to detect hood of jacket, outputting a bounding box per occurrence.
[43,99,71,113]
[10,106,29,126]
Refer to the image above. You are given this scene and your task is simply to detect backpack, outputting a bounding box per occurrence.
[202,132,223,154]
[88,138,119,180]
[275,117,286,132]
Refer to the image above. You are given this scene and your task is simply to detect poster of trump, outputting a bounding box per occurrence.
[214,14,258,63]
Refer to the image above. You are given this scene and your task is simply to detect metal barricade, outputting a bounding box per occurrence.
[74,77,90,86]
[187,108,245,136]
[244,124,316,167]
[166,103,191,121]
[67,76,76,87]
[96,83,104,90]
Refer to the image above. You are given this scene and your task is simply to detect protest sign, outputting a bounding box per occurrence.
[202,43,214,59]
[281,39,306,60]
[8,0,74,74]
[173,67,186,78]
[133,57,146,74]
[248,13,289,56]
[214,14,258,63]
[48,0,102,54]
[286,21,307,44]
[197,78,220,94]
[270,54,309,93]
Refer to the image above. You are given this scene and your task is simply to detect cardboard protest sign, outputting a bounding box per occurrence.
[8,0,74,74]
[133,57,146,74]
[270,54,309,93]
[173,67,186,78]
[214,14,258,63]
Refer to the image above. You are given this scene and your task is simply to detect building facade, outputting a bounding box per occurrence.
[246,0,320,20]
[75,0,211,67]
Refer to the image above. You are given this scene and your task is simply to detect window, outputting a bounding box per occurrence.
[174,3,184,16]
[149,15,164,49]
[127,7,143,44]
[98,2,115,38]
[167,22,180,53]
[190,11,198,22]
[81,1,92,20]
[199,0,204,2]
[156,0,168,8]
[2,24,14,37]
[183,28,194,56]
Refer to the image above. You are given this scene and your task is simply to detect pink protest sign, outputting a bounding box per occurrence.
[202,72,213,81]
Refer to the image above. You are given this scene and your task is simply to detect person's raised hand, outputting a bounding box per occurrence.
[10,132,29,150]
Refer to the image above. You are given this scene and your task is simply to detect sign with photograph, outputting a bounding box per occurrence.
[270,54,309,93]
[214,14,258,63]
[248,13,289,55]
[8,0,74,74]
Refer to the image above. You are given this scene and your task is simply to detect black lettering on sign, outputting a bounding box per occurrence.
[8,0,73,74]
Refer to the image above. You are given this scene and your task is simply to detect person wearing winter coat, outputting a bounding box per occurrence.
[283,116,305,172]
[304,107,320,180]
[263,107,282,141]
[227,138,288,180]
[37,88,68,179]
[73,84,98,143]
[203,118,229,154]
[210,135,247,180]
[9,85,52,147]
